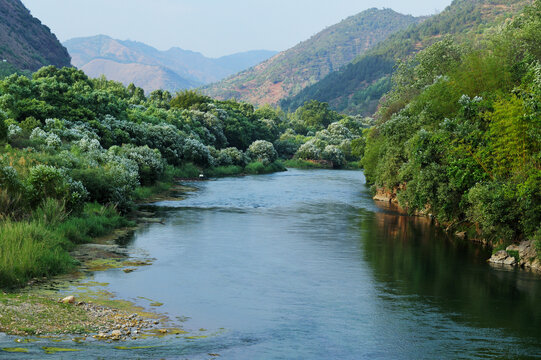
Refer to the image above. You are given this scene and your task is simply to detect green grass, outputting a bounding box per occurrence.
[0,220,75,289]
[168,163,201,179]
[245,161,286,174]
[282,159,328,169]
[206,165,244,177]
[56,203,133,246]
[133,181,172,202]
[0,202,132,289]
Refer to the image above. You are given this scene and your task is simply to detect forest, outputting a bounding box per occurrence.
[361,1,541,252]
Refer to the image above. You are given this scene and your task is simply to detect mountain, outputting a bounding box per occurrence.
[80,59,198,91]
[202,8,424,106]
[64,35,277,93]
[281,0,533,115]
[0,0,71,71]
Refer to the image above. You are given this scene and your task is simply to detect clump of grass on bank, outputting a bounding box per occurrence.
[56,202,133,246]
[245,161,286,174]
[282,159,328,169]
[0,201,132,289]
[0,220,75,289]
[206,165,244,177]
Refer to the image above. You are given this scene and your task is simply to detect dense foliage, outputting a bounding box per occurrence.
[361,0,541,249]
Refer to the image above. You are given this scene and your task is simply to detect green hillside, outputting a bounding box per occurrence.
[361,0,540,251]
[203,8,423,106]
[281,0,532,115]
[0,0,71,72]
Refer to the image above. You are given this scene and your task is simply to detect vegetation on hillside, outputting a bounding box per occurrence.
[359,0,541,250]
[282,0,532,115]
[203,8,423,106]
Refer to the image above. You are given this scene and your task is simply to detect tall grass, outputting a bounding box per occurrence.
[0,202,133,289]
[0,220,75,289]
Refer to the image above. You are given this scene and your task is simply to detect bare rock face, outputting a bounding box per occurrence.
[488,241,541,271]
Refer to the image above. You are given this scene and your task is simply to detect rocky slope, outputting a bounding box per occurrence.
[0,0,71,71]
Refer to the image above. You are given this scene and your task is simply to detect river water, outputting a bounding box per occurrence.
[2,169,541,359]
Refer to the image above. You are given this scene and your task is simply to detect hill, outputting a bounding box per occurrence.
[281,0,533,115]
[0,0,71,71]
[64,35,276,92]
[202,8,424,106]
[80,59,199,92]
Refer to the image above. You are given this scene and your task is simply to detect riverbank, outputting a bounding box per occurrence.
[372,188,541,273]
[0,179,192,339]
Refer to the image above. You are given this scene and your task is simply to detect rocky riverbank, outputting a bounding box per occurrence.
[488,241,541,272]
[373,190,541,273]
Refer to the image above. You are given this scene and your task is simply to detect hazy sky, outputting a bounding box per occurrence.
[22,0,453,58]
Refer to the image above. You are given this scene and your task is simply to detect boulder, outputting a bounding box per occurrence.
[61,296,76,304]
[489,250,509,264]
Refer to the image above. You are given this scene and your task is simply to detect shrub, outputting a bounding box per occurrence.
[27,165,88,211]
[182,138,214,167]
[466,181,521,242]
[248,140,277,165]
[322,145,346,168]
[111,144,165,185]
[296,139,322,160]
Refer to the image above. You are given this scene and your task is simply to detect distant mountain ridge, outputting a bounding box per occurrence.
[202,8,425,106]
[0,0,71,71]
[64,35,277,93]
[282,0,533,115]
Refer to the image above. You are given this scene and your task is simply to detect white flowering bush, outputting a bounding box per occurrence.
[219,147,248,167]
[111,144,165,185]
[7,124,21,139]
[247,140,277,165]
[296,139,322,160]
[45,133,62,149]
[328,122,353,139]
[76,136,102,152]
[0,161,22,193]
[322,145,346,167]
[29,127,47,142]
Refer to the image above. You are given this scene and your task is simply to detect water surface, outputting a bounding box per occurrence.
[2,169,541,359]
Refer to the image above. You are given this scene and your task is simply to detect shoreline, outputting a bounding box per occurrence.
[372,190,541,273]
[0,183,191,341]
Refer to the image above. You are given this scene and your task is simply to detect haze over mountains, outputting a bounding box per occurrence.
[64,35,277,93]
[202,8,425,106]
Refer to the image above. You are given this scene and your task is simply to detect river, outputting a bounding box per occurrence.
[2,169,541,359]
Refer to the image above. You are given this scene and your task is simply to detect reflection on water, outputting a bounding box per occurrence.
[2,169,541,360]
[361,204,541,342]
